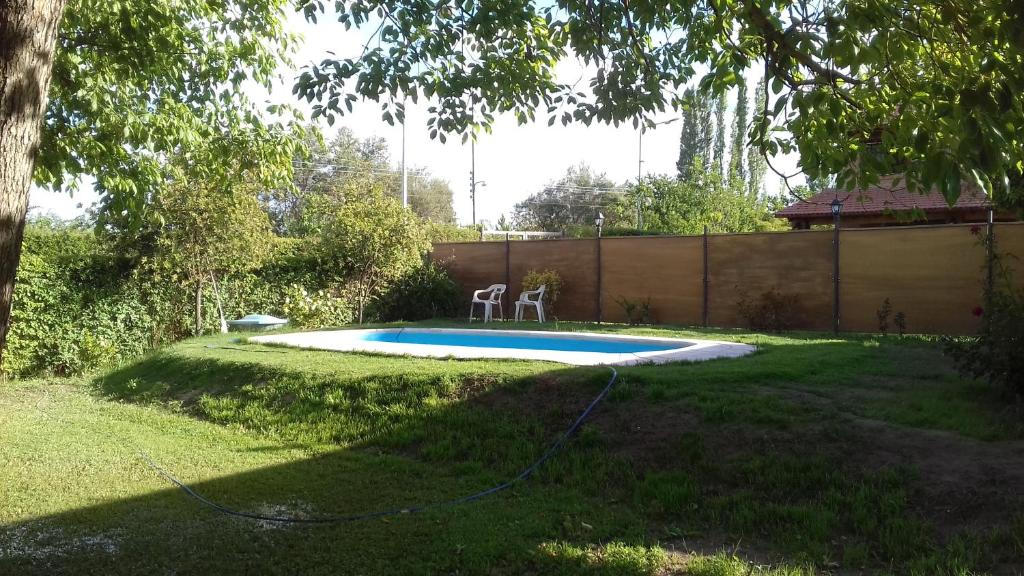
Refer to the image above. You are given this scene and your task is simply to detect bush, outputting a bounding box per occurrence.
[319,191,429,322]
[280,284,354,328]
[522,269,563,319]
[2,225,342,377]
[3,214,452,376]
[894,311,907,336]
[736,287,801,332]
[946,276,1024,400]
[563,225,666,238]
[372,261,462,322]
[3,224,158,376]
[877,298,892,335]
[615,296,653,326]
[424,222,481,243]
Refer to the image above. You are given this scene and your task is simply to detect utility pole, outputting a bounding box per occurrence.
[401,119,408,208]
[637,129,643,182]
[470,138,476,226]
[635,118,676,229]
[634,129,643,229]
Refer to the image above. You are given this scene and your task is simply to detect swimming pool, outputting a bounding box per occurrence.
[250,328,755,366]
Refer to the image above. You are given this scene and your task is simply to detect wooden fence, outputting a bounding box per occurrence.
[430,222,1024,335]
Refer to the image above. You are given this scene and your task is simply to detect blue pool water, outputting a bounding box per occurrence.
[361,330,684,354]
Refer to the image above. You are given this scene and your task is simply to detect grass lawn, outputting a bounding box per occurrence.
[2,322,1023,575]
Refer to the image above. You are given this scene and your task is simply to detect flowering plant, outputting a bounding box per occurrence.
[945,229,1023,401]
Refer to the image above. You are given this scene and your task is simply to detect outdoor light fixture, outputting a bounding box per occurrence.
[595,212,605,230]
[830,198,843,217]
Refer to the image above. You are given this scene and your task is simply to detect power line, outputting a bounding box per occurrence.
[537,184,631,192]
[291,160,433,177]
[292,166,430,179]
[520,201,620,207]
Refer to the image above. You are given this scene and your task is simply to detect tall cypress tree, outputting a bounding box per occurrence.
[728,77,748,185]
[698,94,713,166]
[713,92,728,179]
[747,80,768,198]
[676,88,712,180]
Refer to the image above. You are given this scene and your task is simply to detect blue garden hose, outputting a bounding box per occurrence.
[140,366,618,525]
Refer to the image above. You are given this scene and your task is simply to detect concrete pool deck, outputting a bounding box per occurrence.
[250,328,756,366]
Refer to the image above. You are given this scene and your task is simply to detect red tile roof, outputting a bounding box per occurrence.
[776,175,991,219]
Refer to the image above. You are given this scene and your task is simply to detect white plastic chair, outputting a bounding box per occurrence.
[514,285,546,322]
[469,284,506,322]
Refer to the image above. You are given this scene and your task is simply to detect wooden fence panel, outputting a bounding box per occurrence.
[508,239,598,321]
[434,222,1024,335]
[600,236,703,325]
[707,231,834,331]
[430,242,506,316]
[839,224,985,335]
[996,222,1024,291]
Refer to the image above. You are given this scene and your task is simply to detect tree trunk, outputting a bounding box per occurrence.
[0,0,68,369]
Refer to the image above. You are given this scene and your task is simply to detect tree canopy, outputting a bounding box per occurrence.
[635,160,787,235]
[319,190,429,323]
[676,89,713,181]
[45,0,305,223]
[512,164,626,231]
[154,170,274,334]
[748,82,769,197]
[295,0,1024,207]
[729,78,749,186]
[264,127,456,236]
[0,0,309,363]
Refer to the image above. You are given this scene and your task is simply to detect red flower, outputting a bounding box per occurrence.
[970,225,982,235]
[972,306,984,317]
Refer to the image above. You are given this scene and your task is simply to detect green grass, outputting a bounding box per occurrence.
[2,322,1022,575]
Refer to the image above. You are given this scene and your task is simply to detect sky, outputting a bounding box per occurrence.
[29,9,803,226]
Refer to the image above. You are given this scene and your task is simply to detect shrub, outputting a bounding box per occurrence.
[372,261,462,322]
[736,287,801,333]
[521,269,563,319]
[1,213,491,376]
[319,191,429,322]
[877,298,892,335]
[424,222,481,243]
[3,224,159,376]
[562,225,665,238]
[946,284,1024,400]
[2,224,344,377]
[615,296,653,326]
[280,284,354,329]
[894,311,907,337]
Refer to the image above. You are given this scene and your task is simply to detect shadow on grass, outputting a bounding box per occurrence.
[4,334,1022,575]
[3,351,663,575]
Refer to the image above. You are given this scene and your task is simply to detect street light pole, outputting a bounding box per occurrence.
[831,198,843,334]
[636,117,679,182]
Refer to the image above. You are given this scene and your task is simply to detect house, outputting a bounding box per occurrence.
[776,175,1012,229]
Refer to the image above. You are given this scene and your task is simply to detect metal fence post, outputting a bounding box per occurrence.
[986,209,995,300]
[702,225,709,327]
[505,233,511,318]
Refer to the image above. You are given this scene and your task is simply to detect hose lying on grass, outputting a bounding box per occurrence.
[139,366,619,525]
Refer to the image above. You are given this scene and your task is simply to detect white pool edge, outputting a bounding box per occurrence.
[250,328,756,366]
